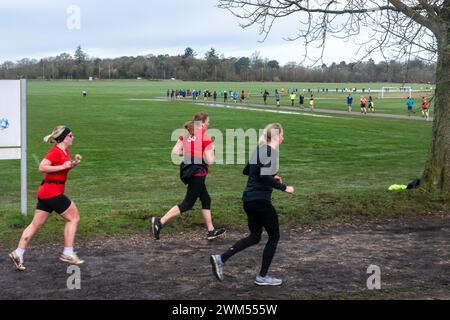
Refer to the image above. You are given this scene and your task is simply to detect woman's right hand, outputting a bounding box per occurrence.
[285,186,295,194]
[63,161,73,169]
[172,139,184,157]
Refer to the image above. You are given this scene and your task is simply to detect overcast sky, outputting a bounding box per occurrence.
[0,0,384,66]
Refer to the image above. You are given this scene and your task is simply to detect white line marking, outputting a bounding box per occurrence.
[127,98,169,102]
[195,103,333,118]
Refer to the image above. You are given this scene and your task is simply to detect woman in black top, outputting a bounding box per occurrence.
[210,123,294,286]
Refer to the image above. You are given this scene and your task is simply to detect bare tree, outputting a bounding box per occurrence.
[218,0,450,197]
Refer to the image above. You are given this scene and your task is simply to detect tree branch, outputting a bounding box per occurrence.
[388,0,439,34]
[418,0,438,17]
[218,1,440,64]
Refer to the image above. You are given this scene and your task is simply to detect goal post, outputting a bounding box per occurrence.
[379,87,412,99]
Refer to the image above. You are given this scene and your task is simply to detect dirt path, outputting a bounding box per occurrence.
[1,214,448,300]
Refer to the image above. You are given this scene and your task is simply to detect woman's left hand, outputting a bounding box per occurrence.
[72,154,82,166]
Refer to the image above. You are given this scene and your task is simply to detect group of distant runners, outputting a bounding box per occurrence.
[346,94,374,114]
[167,88,317,111]
[9,112,294,286]
[406,96,430,120]
[346,94,430,119]
[167,88,431,119]
[167,87,433,120]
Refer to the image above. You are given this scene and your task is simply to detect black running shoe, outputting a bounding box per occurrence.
[207,227,226,240]
[151,217,162,240]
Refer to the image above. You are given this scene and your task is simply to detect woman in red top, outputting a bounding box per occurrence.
[240,90,245,103]
[421,97,429,120]
[360,96,367,115]
[9,126,84,271]
[151,112,226,241]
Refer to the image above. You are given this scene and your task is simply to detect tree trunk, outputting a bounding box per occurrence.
[422,27,450,198]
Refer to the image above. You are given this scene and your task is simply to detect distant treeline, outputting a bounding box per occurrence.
[0,46,436,83]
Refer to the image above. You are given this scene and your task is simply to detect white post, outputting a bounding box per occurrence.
[20,79,27,216]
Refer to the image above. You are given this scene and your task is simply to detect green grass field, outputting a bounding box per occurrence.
[0,80,443,245]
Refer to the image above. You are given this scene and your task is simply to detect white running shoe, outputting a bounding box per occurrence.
[60,252,84,265]
[255,274,282,286]
[9,251,26,271]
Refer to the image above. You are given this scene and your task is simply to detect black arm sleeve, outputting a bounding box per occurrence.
[243,163,250,176]
[259,174,287,191]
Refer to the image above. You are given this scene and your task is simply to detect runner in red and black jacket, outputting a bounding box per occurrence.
[151,112,226,241]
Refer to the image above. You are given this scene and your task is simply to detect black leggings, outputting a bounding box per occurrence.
[178,176,211,213]
[221,200,280,277]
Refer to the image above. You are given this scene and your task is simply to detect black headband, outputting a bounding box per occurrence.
[55,127,71,143]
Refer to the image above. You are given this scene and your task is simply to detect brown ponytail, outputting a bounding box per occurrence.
[184,121,194,136]
[192,112,209,123]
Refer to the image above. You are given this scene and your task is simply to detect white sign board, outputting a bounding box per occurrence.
[0,80,22,154]
[0,80,27,215]
[0,148,21,159]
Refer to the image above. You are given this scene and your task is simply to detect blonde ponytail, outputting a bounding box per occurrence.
[259,123,283,146]
[43,126,67,144]
[43,134,55,144]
